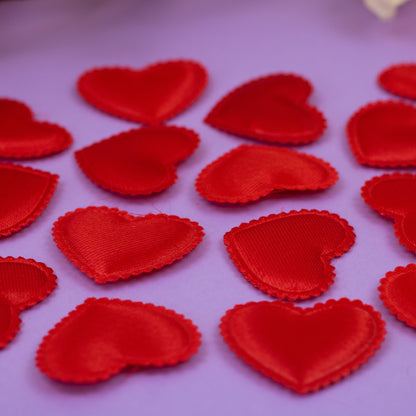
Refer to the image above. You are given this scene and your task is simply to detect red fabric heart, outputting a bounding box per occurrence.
[77,60,208,124]
[196,144,338,203]
[36,298,201,383]
[52,207,204,283]
[220,299,385,394]
[75,126,199,195]
[361,173,416,253]
[205,74,326,144]
[0,163,58,238]
[224,210,355,300]
[0,99,72,158]
[347,100,416,167]
[378,63,416,100]
[379,264,416,328]
[0,257,57,348]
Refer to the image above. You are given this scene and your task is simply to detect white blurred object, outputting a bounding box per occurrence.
[364,0,411,19]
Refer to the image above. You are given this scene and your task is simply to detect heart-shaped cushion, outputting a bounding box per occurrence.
[347,100,416,167]
[75,126,199,195]
[52,207,204,283]
[220,299,385,394]
[0,99,72,158]
[196,144,338,203]
[378,63,416,100]
[224,210,355,300]
[205,74,326,144]
[0,257,57,348]
[77,60,208,124]
[0,163,58,238]
[36,298,201,383]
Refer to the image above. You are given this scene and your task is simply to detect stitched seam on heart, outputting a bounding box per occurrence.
[0,296,22,349]
[378,63,416,100]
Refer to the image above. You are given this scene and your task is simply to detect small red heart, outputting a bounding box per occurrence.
[0,99,72,158]
[379,264,416,328]
[196,144,338,203]
[77,60,208,124]
[220,299,385,394]
[75,126,199,195]
[0,163,58,238]
[378,63,416,100]
[224,210,355,300]
[52,207,204,283]
[347,100,416,167]
[205,74,326,144]
[36,298,201,383]
[362,173,416,253]
[0,257,57,348]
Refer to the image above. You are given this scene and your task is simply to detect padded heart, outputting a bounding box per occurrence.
[76,126,199,195]
[205,74,326,144]
[77,60,208,124]
[52,207,204,283]
[220,299,385,394]
[347,100,416,167]
[196,144,338,203]
[378,63,416,100]
[0,163,58,238]
[0,99,72,158]
[36,298,201,383]
[0,257,57,348]
[361,173,416,253]
[224,210,355,300]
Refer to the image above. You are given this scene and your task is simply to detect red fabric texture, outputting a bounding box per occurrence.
[0,99,72,158]
[205,74,326,144]
[347,100,416,167]
[362,173,416,253]
[52,207,204,283]
[0,257,57,348]
[76,126,199,195]
[224,210,355,300]
[379,264,416,328]
[220,299,385,394]
[378,63,416,100]
[0,163,58,238]
[36,297,201,383]
[77,60,208,124]
[195,144,338,203]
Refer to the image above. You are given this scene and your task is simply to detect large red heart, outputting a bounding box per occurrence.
[379,264,416,328]
[224,210,355,300]
[77,60,208,124]
[196,144,338,203]
[0,257,57,348]
[0,163,58,238]
[205,73,326,144]
[52,207,204,283]
[75,126,199,195]
[220,299,385,394]
[378,63,416,100]
[361,173,416,253]
[347,100,416,167]
[36,298,201,383]
[0,99,72,158]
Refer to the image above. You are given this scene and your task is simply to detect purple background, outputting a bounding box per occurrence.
[1,0,416,414]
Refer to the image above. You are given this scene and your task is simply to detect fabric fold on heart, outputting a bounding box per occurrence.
[52,207,204,283]
[378,63,416,100]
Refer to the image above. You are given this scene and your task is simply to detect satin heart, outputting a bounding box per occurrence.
[347,101,416,167]
[0,257,57,348]
[378,63,416,100]
[196,144,338,203]
[220,299,385,394]
[52,207,204,283]
[0,99,72,158]
[205,74,326,144]
[362,173,416,253]
[77,60,208,124]
[224,210,355,300]
[76,126,199,195]
[0,163,58,238]
[36,298,201,383]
